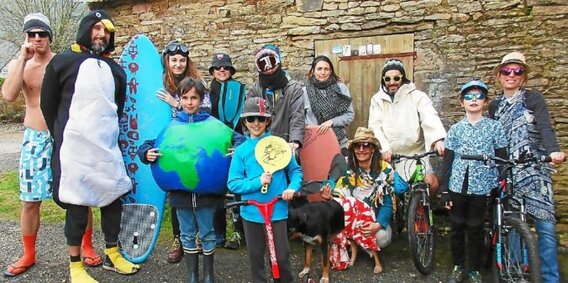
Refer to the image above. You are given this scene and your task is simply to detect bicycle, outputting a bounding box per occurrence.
[391,151,438,275]
[460,153,545,283]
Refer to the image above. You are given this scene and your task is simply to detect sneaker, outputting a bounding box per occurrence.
[468,271,482,283]
[448,265,466,283]
[167,237,183,263]
[224,232,241,250]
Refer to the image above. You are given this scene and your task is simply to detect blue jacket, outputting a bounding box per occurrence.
[227,131,303,224]
[138,111,244,208]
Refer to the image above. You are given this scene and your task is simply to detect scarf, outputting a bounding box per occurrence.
[494,89,555,223]
[259,66,288,90]
[306,76,352,141]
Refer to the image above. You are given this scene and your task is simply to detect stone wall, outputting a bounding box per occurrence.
[91,0,568,244]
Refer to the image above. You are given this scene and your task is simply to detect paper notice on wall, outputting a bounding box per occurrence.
[332,45,343,54]
[342,45,351,56]
[358,45,366,56]
[373,44,381,55]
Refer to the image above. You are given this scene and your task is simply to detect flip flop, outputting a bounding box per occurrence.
[4,262,35,277]
[82,255,103,267]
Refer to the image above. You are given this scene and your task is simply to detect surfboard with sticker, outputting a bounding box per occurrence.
[299,125,341,181]
[117,34,169,263]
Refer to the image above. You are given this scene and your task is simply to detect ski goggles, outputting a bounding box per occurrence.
[164,42,189,57]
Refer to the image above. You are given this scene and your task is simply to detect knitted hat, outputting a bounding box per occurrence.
[460,79,488,96]
[493,51,530,76]
[347,127,380,150]
[23,13,53,42]
[255,44,281,72]
[381,58,411,88]
[241,97,272,118]
[209,53,235,75]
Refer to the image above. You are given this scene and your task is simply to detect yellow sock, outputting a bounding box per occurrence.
[104,247,140,274]
[69,261,98,283]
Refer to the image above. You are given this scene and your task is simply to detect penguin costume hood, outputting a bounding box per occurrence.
[74,10,116,55]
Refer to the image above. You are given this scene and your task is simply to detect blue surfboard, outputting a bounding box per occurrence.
[117,34,169,263]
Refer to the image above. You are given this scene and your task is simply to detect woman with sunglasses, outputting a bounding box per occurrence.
[322,127,393,274]
[368,58,446,193]
[303,55,354,153]
[207,53,246,250]
[488,52,565,283]
[158,39,206,264]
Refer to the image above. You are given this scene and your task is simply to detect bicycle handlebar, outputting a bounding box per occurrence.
[460,154,552,164]
[392,150,439,161]
[224,192,303,208]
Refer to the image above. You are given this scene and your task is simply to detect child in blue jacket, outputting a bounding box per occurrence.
[227,97,302,282]
[138,77,243,283]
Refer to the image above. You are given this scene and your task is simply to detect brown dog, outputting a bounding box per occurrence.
[288,198,344,283]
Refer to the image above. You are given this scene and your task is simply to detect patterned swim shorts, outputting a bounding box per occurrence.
[19,128,53,202]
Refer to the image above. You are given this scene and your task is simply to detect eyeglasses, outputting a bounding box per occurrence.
[499,67,525,76]
[353,142,373,150]
[245,116,267,123]
[27,31,49,38]
[165,42,189,57]
[463,92,486,100]
[383,76,402,83]
[214,66,230,71]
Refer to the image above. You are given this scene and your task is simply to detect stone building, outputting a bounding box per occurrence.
[90,0,568,243]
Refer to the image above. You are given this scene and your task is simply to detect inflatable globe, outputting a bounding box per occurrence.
[150,117,233,194]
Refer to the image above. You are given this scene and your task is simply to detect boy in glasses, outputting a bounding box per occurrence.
[228,97,302,283]
[368,58,446,193]
[489,52,565,283]
[2,12,101,277]
[440,80,508,283]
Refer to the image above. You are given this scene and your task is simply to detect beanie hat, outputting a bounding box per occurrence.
[241,97,272,118]
[255,44,281,72]
[76,10,116,53]
[381,58,411,88]
[460,79,488,96]
[209,53,236,75]
[23,13,53,42]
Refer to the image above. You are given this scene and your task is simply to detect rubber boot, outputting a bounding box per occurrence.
[202,253,215,283]
[185,253,198,283]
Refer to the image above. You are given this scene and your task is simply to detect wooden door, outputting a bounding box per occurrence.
[314,34,415,137]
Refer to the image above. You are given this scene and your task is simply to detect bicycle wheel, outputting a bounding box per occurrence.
[494,217,540,283]
[407,189,435,274]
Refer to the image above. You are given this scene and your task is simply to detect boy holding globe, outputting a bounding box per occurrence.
[227,97,302,282]
[139,77,243,283]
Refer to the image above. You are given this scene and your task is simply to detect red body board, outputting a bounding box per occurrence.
[299,125,341,181]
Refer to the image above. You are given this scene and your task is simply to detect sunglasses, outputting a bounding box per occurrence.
[463,92,486,101]
[27,31,49,38]
[384,76,402,83]
[245,116,267,123]
[499,67,525,76]
[213,66,230,71]
[353,142,373,150]
[165,42,189,56]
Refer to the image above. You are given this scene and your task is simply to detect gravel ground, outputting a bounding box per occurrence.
[0,122,564,282]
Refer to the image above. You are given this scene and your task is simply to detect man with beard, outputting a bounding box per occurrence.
[2,13,101,277]
[41,10,140,282]
[246,44,305,152]
[368,59,446,191]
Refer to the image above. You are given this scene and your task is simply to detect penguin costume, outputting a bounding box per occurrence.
[41,10,131,208]
[41,10,140,281]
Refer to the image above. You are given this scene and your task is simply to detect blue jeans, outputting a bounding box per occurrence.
[535,220,559,283]
[177,206,216,255]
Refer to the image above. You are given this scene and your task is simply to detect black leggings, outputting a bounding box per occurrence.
[449,191,488,271]
[64,198,122,246]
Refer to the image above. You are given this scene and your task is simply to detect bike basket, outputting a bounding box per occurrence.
[393,172,410,195]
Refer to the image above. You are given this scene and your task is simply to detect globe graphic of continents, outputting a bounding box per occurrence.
[151,118,233,194]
